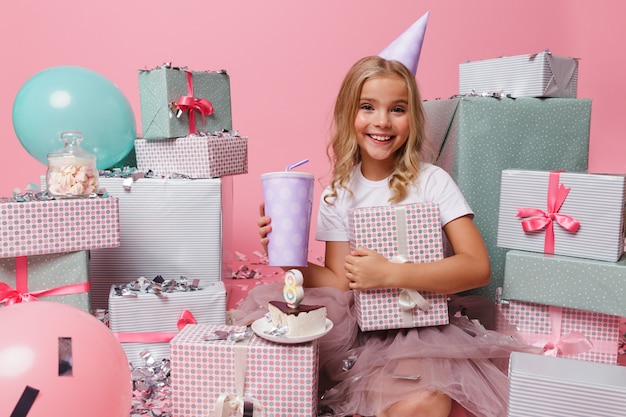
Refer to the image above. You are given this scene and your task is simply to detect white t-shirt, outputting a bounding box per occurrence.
[316,162,473,242]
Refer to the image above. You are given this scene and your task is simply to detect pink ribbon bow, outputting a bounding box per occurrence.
[0,281,91,306]
[542,306,594,357]
[174,70,214,134]
[0,256,90,306]
[516,171,580,254]
[114,309,197,343]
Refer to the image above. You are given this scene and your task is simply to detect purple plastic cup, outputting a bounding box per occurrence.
[261,171,314,267]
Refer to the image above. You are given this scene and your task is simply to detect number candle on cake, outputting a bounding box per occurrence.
[283,269,305,308]
[268,269,327,337]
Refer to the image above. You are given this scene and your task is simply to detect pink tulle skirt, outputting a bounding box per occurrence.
[229,281,536,417]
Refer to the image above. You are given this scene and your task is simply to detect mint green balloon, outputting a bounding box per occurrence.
[12,66,136,169]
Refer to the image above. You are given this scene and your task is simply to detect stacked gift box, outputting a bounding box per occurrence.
[97,63,324,417]
[494,169,626,414]
[423,51,589,302]
[495,168,626,366]
[73,63,254,366]
[0,196,121,312]
[423,51,626,416]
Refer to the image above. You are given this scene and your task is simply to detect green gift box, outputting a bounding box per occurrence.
[138,65,232,139]
[502,250,626,317]
[423,96,591,300]
[0,251,90,312]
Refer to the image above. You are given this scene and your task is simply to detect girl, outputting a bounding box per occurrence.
[233,56,533,417]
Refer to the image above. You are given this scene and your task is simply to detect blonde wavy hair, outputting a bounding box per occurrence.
[324,56,427,205]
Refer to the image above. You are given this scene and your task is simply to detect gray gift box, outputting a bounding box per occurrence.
[502,250,626,317]
[0,251,90,312]
[138,65,232,139]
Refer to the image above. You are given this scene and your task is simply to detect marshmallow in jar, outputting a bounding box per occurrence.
[46,131,99,198]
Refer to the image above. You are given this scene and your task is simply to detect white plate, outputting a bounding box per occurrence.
[251,318,334,344]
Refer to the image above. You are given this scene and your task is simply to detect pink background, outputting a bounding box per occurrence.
[2,0,625,264]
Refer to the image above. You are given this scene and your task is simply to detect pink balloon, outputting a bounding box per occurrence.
[0,301,131,417]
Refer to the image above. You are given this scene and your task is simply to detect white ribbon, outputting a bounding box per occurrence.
[392,206,430,320]
[210,334,265,417]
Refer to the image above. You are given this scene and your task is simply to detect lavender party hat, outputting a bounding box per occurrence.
[379,11,429,74]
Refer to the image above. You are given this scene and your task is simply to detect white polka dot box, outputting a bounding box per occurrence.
[497,169,626,262]
[0,197,120,258]
[170,324,319,417]
[497,299,621,365]
[134,132,247,179]
[348,203,449,331]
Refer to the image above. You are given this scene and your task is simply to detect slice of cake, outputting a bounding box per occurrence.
[267,269,327,337]
[268,300,327,337]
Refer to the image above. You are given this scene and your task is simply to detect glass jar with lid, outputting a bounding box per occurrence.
[46,131,99,198]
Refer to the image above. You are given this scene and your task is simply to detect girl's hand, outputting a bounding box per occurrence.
[344,247,392,290]
[257,203,272,254]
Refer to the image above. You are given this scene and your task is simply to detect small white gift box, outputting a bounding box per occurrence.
[459,50,579,98]
[109,280,226,362]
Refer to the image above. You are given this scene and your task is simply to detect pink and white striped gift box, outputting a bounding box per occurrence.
[498,299,620,364]
[171,324,319,417]
[0,197,120,258]
[348,203,449,331]
[135,133,247,178]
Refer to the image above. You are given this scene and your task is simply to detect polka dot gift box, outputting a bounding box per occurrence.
[135,131,248,179]
[170,324,319,417]
[0,197,120,258]
[348,203,449,331]
[497,298,621,365]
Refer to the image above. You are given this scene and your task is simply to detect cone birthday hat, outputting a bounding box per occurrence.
[379,11,429,75]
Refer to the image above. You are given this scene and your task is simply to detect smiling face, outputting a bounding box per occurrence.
[354,75,410,180]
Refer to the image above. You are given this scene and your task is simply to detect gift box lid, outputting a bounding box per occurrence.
[502,250,626,317]
[0,197,121,258]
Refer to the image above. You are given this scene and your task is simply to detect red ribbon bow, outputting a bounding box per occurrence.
[516,171,580,254]
[174,70,214,134]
